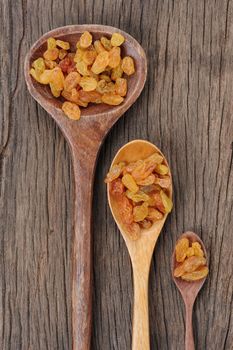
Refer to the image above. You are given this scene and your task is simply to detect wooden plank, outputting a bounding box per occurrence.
[1,0,232,349]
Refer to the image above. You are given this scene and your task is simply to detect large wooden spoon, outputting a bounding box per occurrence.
[107,140,173,350]
[171,232,208,350]
[24,25,147,350]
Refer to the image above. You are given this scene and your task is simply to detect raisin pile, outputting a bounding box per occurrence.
[174,237,209,281]
[30,32,135,120]
[105,152,173,240]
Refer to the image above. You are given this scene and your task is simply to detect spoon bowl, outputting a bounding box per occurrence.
[24,25,147,350]
[107,140,172,350]
[172,231,208,350]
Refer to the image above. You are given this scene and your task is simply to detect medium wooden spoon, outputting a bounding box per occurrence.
[24,25,147,350]
[171,232,208,350]
[107,140,173,350]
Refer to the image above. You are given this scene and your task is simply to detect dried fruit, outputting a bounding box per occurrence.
[30,31,136,121]
[192,242,204,257]
[100,36,112,51]
[154,176,171,189]
[175,238,189,262]
[62,102,81,120]
[43,48,59,61]
[32,57,45,74]
[91,51,109,74]
[111,33,125,46]
[108,47,121,68]
[155,164,169,175]
[61,89,80,104]
[122,174,139,193]
[59,49,68,60]
[76,60,90,76]
[56,39,70,50]
[186,247,195,257]
[181,266,209,281]
[121,56,135,75]
[78,90,102,104]
[82,49,97,65]
[136,174,156,186]
[115,78,127,97]
[109,178,125,195]
[79,77,97,91]
[160,190,173,213]
[146,208,163,221]
[133,202,149,222]
[64,72,81,92]
[47,37,56,49]
[118,195,133,225]
[174,256,206,278]
[111,64,123,81]
[126,190,150,203]
[105,163,125,183]
[101,94,124,105]
[105,151,172,240]
[94,40,106,53]
[79,31,92,48]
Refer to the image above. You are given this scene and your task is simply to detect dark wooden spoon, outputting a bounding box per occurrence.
[24,25,147,350]
[171,231,208,350]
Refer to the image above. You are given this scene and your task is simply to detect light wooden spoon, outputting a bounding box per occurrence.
[171,232,208,350]
[107,139,173,350]
[24,25,147,350]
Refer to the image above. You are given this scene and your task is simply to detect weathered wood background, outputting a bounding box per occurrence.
[1,0,232,349]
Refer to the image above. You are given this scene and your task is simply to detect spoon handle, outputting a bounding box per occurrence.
[132,266,150,350]
[185,301,195,350]
[71,152,97,350]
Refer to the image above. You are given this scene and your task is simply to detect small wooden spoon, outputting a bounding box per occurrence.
[171,232,208,350]
[107,140,173,350]
[24,25,147,350]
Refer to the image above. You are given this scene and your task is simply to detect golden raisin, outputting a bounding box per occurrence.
[79,31,92,49]
[56,39,70,50]
[146,208,163,221]
[160,190,173,213]
[101,94,124,105]
[78,90,102,104]
[79,77,97,91]
[126,190,150,203]
[47,37,56,49]
[32,57,45,74]
[115,78,127,97]
[76,60,90,76]
[111,64,123,81]
[181,266,209,281]
[61,89,80,104]
[121,56,135,75]
[108,47,121,68]
[94,40,106,53]
[62,102,81,120]
[59,49,68,60]
[122,174,139,193]
[91,51,109,74]
[155,164,169,175]
[136,174,155,186]
[50,83,61,97]
[133,202,149,222]
[174,256,206,277]
[105,163,125,183]
[192,242,204,257]
[43,48,59,61]
[100,36,112,51]
[82,49,97,65]
[64,72,81,92]
[175,238,189,262]
[111,33,125,46]
[186,247,195,257]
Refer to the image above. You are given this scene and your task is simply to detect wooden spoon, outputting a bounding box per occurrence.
[171,231,208,350]
[24,25,147,350]
[107,140,173,350]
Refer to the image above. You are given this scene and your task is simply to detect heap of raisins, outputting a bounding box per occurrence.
[30,32,135,120]
[105,152,173,240]
[174,238,209,281]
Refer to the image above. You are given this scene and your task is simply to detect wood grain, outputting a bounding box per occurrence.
[1,0,232,349]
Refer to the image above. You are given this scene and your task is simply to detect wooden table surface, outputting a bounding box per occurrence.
[1,0,232,349]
